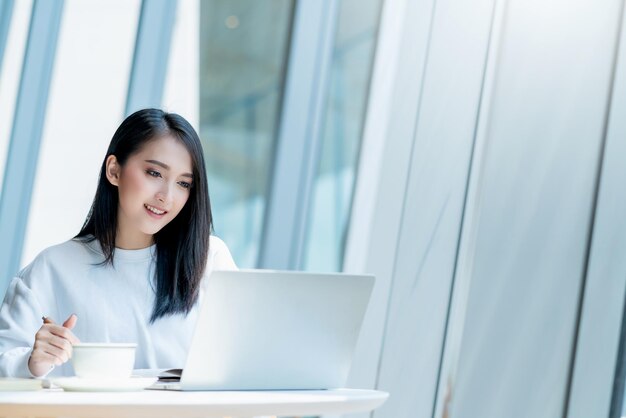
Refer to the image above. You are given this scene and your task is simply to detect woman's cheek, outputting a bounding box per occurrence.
[123,168,146,194]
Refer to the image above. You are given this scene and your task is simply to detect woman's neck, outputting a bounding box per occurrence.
[115,225,154,250]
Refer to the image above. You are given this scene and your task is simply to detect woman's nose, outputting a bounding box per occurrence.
[155,185,171,204]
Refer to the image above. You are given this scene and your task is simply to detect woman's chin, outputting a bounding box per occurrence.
[138,222,166,237]
[142,227,163,236]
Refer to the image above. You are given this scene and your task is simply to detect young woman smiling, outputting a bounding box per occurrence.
[0,109,237,378]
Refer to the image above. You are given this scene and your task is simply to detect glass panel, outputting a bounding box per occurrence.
[199,0,293,267]
[0,0,32,196]
[303,0,382,272]
[162,0,199,128]
[21,0,140,266]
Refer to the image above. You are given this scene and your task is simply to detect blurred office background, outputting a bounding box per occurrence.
[1,0,626,417]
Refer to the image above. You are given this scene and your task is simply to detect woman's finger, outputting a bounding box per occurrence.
[44,334,73,355]
[32,344,66,366]
[30,350,58,365]
[62,314,77,329]
[46,325,80,345]
[38,344,69,364]
[34,334,70,362]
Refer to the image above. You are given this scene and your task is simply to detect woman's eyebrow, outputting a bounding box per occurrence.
[144,159,193,179]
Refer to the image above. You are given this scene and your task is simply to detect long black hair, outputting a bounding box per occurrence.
[75,108,212,322]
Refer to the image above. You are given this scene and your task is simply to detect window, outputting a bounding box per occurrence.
[198,0,294,267]
[304,0,382,272]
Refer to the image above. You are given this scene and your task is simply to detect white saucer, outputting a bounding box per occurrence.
[53,377,157,392]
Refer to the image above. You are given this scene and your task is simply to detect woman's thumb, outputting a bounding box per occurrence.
[62,313,77,329]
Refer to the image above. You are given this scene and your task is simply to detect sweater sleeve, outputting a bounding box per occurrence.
[0,277,46,378]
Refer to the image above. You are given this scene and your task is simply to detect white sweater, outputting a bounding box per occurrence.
[0,236,237,378]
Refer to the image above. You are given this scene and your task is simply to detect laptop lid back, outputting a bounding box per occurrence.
[180,270,374,390]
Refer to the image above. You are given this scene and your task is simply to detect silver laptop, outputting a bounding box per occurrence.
[155,269,374,391]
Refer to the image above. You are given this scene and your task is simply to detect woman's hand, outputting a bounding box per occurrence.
[28,314,80,377]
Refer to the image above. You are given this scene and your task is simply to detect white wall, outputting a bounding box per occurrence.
[440,0,622,415]
[21,0,139,266]
[347,0,626,416]
[19,0,203,267]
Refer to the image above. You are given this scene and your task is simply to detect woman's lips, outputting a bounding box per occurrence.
[144,204,167,219]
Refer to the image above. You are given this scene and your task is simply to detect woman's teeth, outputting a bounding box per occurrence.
[145,204,165,215]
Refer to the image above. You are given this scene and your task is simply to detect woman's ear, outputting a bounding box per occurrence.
[105,155,121,186]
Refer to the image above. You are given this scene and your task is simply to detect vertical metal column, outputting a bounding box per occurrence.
[257,0,339,270]
[0,0,63,289]
[125,0,177,116]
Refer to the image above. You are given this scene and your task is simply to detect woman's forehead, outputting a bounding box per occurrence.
[134,135,193,171]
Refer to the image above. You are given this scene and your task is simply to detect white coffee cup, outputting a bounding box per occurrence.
[72,343,137,378]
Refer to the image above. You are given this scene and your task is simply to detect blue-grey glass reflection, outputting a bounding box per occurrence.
[304,0,382,272]
[199,0,293,267]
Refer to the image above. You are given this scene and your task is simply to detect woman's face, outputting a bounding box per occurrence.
[106,135,194,248]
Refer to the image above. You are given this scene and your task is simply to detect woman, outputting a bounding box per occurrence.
[0,108,236,378]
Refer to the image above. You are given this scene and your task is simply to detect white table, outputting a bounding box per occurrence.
[0,388,388,418]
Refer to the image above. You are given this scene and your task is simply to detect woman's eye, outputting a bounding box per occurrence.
[146,169,161,178]
[178,181,191,189]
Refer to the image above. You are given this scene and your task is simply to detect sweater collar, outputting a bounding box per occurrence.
[82,237,156,262]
